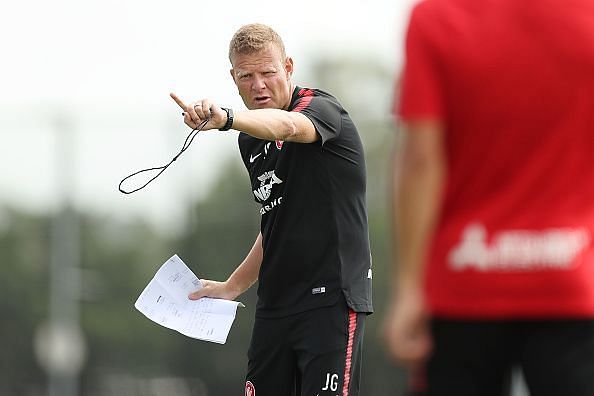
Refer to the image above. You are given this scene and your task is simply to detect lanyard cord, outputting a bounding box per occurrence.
[118,117,210,194]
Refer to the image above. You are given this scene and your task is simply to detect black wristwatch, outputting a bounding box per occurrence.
[219,107,234,131]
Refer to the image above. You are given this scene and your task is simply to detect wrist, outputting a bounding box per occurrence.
[225,278,243,299]
[219,107,234,131]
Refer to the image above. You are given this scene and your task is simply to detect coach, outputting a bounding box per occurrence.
[172,23,373,396]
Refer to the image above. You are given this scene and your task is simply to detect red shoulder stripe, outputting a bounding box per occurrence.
[292,88,315,113]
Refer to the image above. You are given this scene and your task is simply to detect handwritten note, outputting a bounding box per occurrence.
[134,255,243,344]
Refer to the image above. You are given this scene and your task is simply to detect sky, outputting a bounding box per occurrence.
[0,0,418,232]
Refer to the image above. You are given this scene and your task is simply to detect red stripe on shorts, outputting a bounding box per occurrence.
[342,309,357,396]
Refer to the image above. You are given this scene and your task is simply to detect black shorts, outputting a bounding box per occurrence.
[245,298,366,396]
[409,319,594,396]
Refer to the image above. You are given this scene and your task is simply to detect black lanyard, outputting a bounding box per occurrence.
[118,118,210,194]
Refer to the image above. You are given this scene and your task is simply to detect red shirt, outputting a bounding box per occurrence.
[397,0,594,318]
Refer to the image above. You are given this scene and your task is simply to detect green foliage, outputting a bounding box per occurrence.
[0,209,49,394]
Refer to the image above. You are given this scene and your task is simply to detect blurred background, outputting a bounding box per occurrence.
[0,0,417,395]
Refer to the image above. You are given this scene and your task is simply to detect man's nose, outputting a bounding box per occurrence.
[252,75,266,91]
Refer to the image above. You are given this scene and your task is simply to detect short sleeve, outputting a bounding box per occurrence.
[396,4,445,121]
[292,90,342,144]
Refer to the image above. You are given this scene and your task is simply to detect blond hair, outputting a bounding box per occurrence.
[229,23,286,63]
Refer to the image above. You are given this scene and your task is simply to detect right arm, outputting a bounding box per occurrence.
[189,232,263,301]
[383,120,446,368]
[392,120,445,300]
[170,93,319,143]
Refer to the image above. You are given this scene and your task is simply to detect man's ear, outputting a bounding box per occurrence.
[285,57,294,79]
[230,68,237,84]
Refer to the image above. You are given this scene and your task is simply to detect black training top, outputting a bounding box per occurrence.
[238,86,373,318]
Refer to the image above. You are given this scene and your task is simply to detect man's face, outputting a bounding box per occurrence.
[230,44,294,110]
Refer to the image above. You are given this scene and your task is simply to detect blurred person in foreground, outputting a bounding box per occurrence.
[171,23,372,396]
[383,0,594,395]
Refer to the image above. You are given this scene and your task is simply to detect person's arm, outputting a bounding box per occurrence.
[188,232,263,301]
[383,119,446,367]
[393,120,446,297]
[233,108,318,143]
[170,93,318,143]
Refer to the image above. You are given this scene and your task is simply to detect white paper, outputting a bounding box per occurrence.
[134,254,243,344]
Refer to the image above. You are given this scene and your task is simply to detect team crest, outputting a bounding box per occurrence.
[245,381,256,396]
[275,140,284,150]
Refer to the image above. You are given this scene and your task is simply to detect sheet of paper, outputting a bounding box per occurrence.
[134,254,243,344]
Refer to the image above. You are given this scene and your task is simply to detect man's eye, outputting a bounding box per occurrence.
[240,74,251,80]
[264,71,276,76]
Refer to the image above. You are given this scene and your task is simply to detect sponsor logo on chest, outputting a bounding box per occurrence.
[253,170,283,202]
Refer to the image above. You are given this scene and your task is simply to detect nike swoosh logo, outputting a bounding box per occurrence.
[249,153,262,163]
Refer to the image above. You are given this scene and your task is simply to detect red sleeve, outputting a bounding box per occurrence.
[395,3,445,121]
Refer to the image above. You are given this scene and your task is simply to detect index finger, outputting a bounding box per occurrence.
[170,92,187,110]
